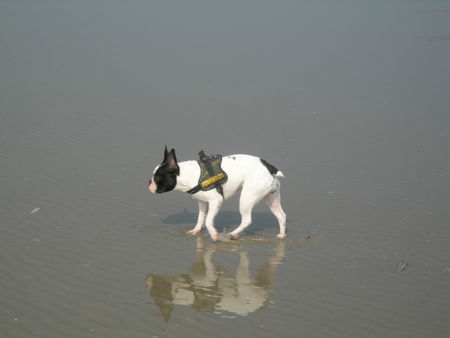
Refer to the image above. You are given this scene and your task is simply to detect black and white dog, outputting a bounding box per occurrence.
[148,147,287,241]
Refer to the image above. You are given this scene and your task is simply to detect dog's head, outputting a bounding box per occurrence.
[148,146,180,194]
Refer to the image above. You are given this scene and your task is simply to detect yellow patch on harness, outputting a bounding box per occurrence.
[200,172,226,188]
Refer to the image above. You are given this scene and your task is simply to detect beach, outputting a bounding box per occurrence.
[1,1,450,337]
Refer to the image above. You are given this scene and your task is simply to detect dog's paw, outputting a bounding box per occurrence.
[276,233,287,239]
[186,229,201,236]
[228,233,240,240]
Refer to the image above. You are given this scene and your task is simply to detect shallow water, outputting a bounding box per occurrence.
[1,1,450,337]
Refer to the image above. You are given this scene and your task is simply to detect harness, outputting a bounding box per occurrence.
[187,150,228,196]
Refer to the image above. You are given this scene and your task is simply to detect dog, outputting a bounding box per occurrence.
[148,147,287,241]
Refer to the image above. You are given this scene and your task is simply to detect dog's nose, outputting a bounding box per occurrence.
[148,179,157,193]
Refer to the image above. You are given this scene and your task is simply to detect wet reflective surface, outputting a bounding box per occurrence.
[145,237,285,320]
[1,1,449,337]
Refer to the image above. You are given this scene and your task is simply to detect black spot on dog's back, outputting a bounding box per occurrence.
[260,158,279,176]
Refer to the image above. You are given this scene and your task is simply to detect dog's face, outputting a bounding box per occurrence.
[148,147,180,194]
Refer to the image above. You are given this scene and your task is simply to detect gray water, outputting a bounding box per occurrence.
[1,1,450,337]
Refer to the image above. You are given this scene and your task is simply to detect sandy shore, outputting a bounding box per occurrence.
[1,1,449,337]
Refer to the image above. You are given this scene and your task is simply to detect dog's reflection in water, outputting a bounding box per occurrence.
[145,237,285,321]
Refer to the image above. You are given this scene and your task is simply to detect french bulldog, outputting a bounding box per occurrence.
[148,147,287,241]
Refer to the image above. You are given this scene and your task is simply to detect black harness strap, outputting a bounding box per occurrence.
[186,184,202,195]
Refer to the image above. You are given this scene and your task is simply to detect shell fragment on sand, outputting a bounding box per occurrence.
[397,260,408,272]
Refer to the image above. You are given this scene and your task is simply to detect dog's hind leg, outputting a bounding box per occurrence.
[265,190,287,239]
[186,201,208,236]
[229,189,264,239]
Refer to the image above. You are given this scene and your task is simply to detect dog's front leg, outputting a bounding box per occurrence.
[205,198,222,241]
[186,201,208,236]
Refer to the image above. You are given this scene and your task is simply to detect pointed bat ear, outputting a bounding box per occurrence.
[163,145,169,160]
[166,148,178,171]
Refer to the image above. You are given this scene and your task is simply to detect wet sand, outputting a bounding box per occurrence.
[1,1,450,337]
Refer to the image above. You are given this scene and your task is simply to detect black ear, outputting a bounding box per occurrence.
[162,145,169,162]
[166,148,178,171]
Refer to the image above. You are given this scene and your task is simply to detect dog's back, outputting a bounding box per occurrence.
[221,154,283,178]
